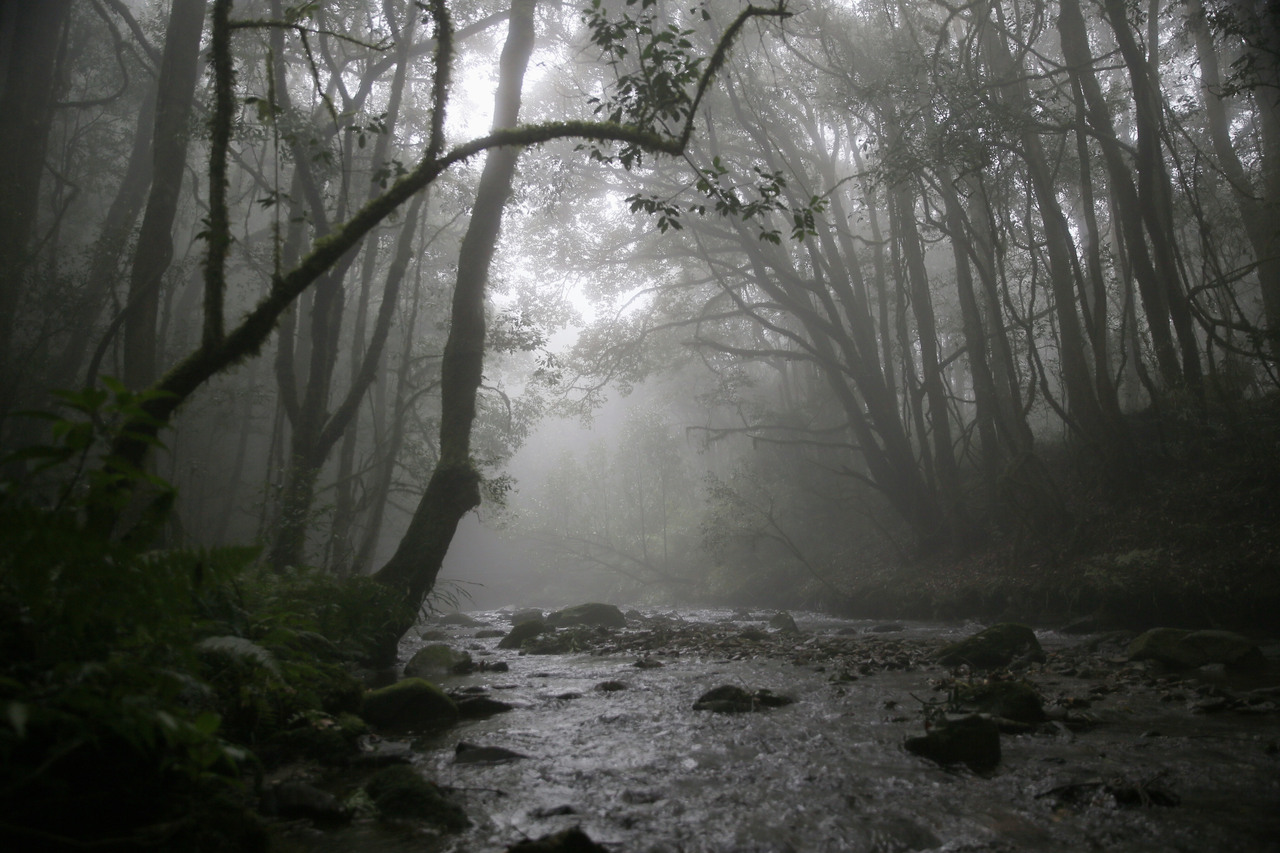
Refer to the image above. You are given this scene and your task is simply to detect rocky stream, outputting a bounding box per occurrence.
[266,608,1280,853]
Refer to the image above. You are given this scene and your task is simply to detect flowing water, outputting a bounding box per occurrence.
[275,609,1280,852]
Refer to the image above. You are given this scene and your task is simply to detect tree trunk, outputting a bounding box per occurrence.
[371,0,537,652]
[0,0,72,405]
[121,0,208,390]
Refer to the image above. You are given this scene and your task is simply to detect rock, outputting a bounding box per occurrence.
[904,715,1001,773]
[524,626,596,655]
[595,680,628,692]
[633,656,664,669]
[454,741,527,764]
[363,765,470,829]
[509,608,546,625]
[438,612,482,627]
[363,678,458,731]
[768,611,800,633]
[740,628,770,641]
[475,629,506,638]
[266,711,369,765]
[869,623,904,633]
[1127,628,1266,670]
[546,602,627,629]
[692,685,795,713]
[419,629,449,641]
[454,696,515,719]
[936,623,1044,669]
[404,643,471,679]
[954,680,1046,723]
[262,780,349,824]
[498,619,551,649]
[506,826,609,852]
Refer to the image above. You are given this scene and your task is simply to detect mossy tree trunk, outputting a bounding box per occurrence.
[369,0,537,658]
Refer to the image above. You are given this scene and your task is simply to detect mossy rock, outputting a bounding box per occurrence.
[363,765,470,829]
[545,603,626,628]
[498,619,550,649]
[768,611,800,633]
[955,680,1046,723]
[1128,628,1266,670]
[506,826,609,852]
[363,678,458,731]
[438,612,482,627]
[905,715,1001,772]
[509,608,545,625]
[524,626,597,655]
[404,643,471,679]
[936,623,1044,669]
[266,711,370,766]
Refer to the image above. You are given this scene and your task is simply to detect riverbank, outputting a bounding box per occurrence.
[833,402,1280,635]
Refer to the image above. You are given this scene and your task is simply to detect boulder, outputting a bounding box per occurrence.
[506,826,609,852]
[768,611,800,633]
[404,644,471,679]
[364,765,470,829]
[954,680,1046,723]
[692,685,794,713]
[509,608,545,625]
[454,742,527,764]
[937,623,1044,669]
[362,678,458,731]
[1128,628,1266,670]
[454,696,515,719]
[546,603,626,629]
[261,781,349,824]
[904,715,1001,772]
[498,619,550,649]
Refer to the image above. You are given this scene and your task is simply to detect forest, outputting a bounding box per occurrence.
[0,0,1277,850]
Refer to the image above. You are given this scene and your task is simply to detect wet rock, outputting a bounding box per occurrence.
[363,678,458,731]
[692,685,795,713]
[364,765,470,829]
[405,643,471,679]
[624,609,645,621]
[419,629,449,641]
[266,711,369,766]
[454,741,528,764]
[633,656,664,669]
[769,611,800,633]
[351,737,414,767]
[904,715,1001,773]
[595,680,628,692]
[498,619,551,649]
[454,695,515,719]
[546,602,627,629]
[1036,776,1180,808]
[955,680,1046,723]
[261,780,349,824]
[510,609,546,625]
[524,626,597,655]
[936,623,1044,669]
[739,628,770,641]
[438,612,482,627]
[506,826,609,852]
[1127,628,1266,670]
[529,804,577,818]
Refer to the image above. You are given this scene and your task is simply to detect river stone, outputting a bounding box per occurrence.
[509,608,545,625]
[506,826,609,852]
[693,685,795,713]
[955,680,1046,723]
[364,765,470,829]
[768,612,800,633]
[405,644,471,679]
[904,715,1001,772]
[546,602,627,628]
[454,742,527,764]
[936,623,1044,669]
[363,678,458,730]
[262,780,349,824]
[498,619,550,649]
[1127,628,1266,670]
[454,695,515,719]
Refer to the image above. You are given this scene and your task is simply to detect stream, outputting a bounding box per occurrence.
[273,609,1280,852]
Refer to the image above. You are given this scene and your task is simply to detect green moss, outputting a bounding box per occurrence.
[362,678,457,731]
[363,765,470,829]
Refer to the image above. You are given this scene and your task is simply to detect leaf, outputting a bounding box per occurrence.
[6,702,28,737]
[196,635,280,677]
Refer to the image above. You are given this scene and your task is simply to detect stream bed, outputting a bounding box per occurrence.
[273,609,1280,852]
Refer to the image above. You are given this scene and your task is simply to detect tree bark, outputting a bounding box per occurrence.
[121,0,208,390]
[371,0,538,647]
